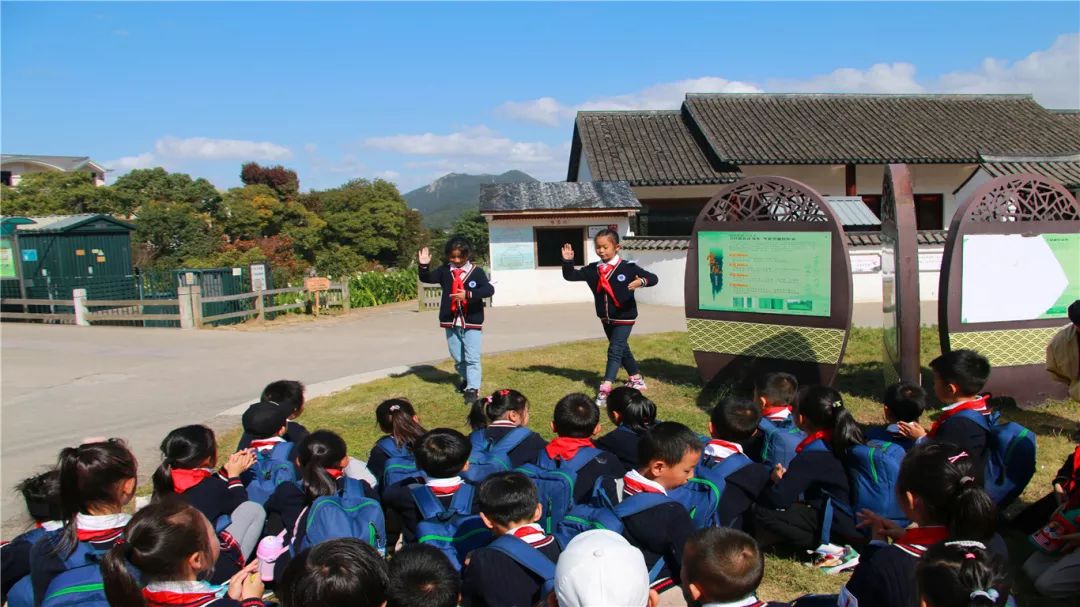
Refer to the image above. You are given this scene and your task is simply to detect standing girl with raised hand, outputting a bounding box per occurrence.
[466,388,547,468]
[839,442,1004,607]
[368,398,428,491]
[101,499,264,607]
[30,439,137,606]
[916,542,1012,607]
[561,229,658,406]
[753,386,864,555]
[418,237,495,406]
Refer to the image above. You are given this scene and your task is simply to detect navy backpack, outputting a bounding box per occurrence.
[40,540,109,607]
[669,452,753,529]
[757,418,806,468]
[412,483,492,570]
[376,437,425,490]
[293,478,386,555]
[517,447,603,533]
[462,427,535,483]
[245,442,297,503]
[844,439,908,529]
[955,409,1036,507]
[486,535,556,598]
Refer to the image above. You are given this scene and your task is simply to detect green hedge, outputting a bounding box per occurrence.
[348,268,418,308]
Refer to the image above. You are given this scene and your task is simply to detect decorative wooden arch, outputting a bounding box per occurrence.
[881,164,921,385]
[939,174,1079,404]
[685,176,853,390]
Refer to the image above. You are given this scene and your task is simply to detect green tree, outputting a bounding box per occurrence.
[317,178,419,269]
[1,171,127,216]
[448,209,490,263]
[216,184,284,240]
[240,162,299,201]
[112,168,221,215]
[132,201,221,268]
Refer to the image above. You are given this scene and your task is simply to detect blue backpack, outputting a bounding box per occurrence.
[670,451,753,529]
[757,418,806,468]
[845,440,908,529]
[40,540,109,607]
[462,427,535,483]
[294,478,386,555]
[376,437,425,490]
[955,409,1037,507]
[246,442,298,503]
[517,447,603,533]
[412,483,492,570]
[5,527,48,607]
[486,535,557,598]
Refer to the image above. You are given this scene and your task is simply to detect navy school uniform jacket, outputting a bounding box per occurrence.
[543,439,627,504]
[595,425,645,472]
[174,470,249,525]
[864,424,917,451]
[236,420,310,451]
[757,439,857,536]
[29,515,129,606]
[700,445,772,531]
[382,478,476,542]
[2,525,56,603]
[418,263,495,329]
[463,525,561,607]
[926,402,991,482]
[562,258,658,324]
[484,423,548,468]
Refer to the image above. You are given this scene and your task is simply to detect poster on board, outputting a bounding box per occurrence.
[697,231,832,317]
[0,238,15,279]
[489,226,535,271]
[961,233,1079,323]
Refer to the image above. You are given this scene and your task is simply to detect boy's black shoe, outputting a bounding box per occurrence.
[463,389,479,405]
[456,380,467,394]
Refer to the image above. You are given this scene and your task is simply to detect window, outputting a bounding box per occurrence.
[0,171,11,187]
[536,227,584,267]
[914,194,944,230]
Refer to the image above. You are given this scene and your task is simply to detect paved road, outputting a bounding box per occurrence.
[0,302,686,535]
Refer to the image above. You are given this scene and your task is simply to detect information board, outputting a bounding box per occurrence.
[961,233,1079,323]
[697,231,832,317]
[0,238,15,279]
[489,226,535,271]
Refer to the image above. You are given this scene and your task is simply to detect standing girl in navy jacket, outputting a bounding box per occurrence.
[418,237,495,405]
[562,229,658,405]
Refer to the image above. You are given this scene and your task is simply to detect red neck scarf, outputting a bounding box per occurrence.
[170,468,213,494]
[596,263,621,308]
[510,523,554,548]
[1064,445,1080,496]
[325,467,344,480]
[249,438,283,450]
[545,437,594,462]
[929,395,990,438]
[795,429,833,454]
[76,526,126,543]
[451,267,466,314]
[142,588,219,607]
[427,477,463,496]
[762,405,792,420]
[895,525,949,557]
[623,470,666,495]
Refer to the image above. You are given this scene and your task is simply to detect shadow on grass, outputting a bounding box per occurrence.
[511,365,599,385]
[994,398,1080,437]
[391,364,459,387]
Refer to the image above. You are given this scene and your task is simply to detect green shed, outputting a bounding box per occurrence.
[0,214,137,301]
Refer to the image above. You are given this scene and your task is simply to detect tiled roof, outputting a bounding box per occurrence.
[824,196,881,227]
[682,94,1080,164]
[0,155,105,172]
[621,230,949,251]
[10,214,135,233]
[570,111,742,186]
[978,154,1080,188]
[480,181,640,213]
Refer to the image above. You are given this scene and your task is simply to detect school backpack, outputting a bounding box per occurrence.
[4,527,49,607]
[40,540,109,607]
[517,447,603,533]
[844,439,908,529]
[462,427,535,483]
[245,442,298,504]
[293,478,387,556]
[486,534,557,598]
[376,437,425,490]
[757,418,806,469]
[411,483,492,570]
[669,452,753,529]
[955,409,1036,507]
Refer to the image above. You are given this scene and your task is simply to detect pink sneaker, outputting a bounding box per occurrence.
[596,381,613,406]
[625,375,648,391]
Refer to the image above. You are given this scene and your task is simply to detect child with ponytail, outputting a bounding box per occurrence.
[101,499,264,607]
[29,439,137,605]
[595,386,658,471]
[153,425,256,525]
[839,442,1004,607]
[466,388,546,468]
[368,399,427,490]
[916,542,1011,607]
[754,386,864,553]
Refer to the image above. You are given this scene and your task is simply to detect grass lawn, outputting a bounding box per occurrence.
[222,327,1078,604]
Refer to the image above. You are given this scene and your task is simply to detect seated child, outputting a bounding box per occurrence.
[1021,442,1080,599]
[552,530,658,607]
[464,472,560,607]
[898,350,992,478]
[755,372,799,424]
[278,538,388,607]
[152,424,256,524]
[386,544,461,607]
[681,527,790,607]
[368,398,427,490]
[237,380,310,449]
[1011,441,1080,534]
[466,388,547,468]
[544,393,625,504]
[2,470,61,606]
[865,381,926,450]
[916,542,1011,607]
[100,499,264,607]
[705,396,772,531]
[383,428,474,542]
[239,401,293,490]
[595,387,658,472]
[607,421,701,596]
[754,386,863,554]
[745,372,803,467]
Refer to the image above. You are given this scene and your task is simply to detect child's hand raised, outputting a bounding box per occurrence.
[897,421,927,440]
[418,247,431,265]
[770,464,786,483]
[224,450,256,478]
[561,243,575,261]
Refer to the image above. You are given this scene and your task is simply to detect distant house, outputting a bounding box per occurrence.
[0,155,108,187]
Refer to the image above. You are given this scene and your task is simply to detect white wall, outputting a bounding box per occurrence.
[1,161,106,187]
[622,248,687,307]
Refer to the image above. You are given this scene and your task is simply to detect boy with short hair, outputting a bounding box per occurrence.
[705,396,772,531]
[899,349,992,475]
[383,428,474,541]
[239,400,295,489]
[464,472,561,607]
[612,421,701,596]
[680,527,788,607]
[754,372,799,423]
[746,372,802,466]
[865,381,927,450]
[545,393,625,504]
[238,380,311,450]
[386,544,461,607]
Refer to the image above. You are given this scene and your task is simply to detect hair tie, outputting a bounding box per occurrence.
[498,389,510,397]
[964,552,976,559]
[830,400,843,408]
[388,404,401,413]
[947,451,969,464]
[960,476,976,487]
[969,589,999,601]
[484,395,494,405]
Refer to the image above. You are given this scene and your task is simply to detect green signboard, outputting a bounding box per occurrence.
[697,231,832,317]
[961,233,1080,323]
[0,237,15,279]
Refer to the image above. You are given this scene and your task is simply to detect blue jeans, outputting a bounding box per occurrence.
[445,327,482,391]
[603,322,640,382]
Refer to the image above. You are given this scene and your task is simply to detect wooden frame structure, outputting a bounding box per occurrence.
[881,164,922,385]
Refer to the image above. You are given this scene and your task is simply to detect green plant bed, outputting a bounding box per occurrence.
[220,327,1078,604]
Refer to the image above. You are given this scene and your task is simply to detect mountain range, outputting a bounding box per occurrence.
[402,170,538,228]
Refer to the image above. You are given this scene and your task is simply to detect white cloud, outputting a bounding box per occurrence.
[578,77,763,112]
[495,97,572,127]
[364,125,557,165]
[375,170,401,181]
[765,62,923,94]
[154,136,292,161]
[104,152,156,173]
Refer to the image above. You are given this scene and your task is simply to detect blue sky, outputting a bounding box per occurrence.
[3,2,1078,193]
